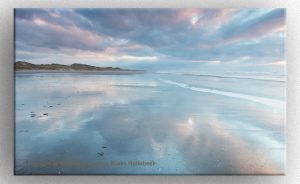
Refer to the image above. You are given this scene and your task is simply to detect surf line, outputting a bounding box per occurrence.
[159,79,284,109]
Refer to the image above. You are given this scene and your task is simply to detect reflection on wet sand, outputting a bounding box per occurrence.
[15,72,285,174]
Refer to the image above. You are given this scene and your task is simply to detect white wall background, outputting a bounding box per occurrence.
[1,0,299,183]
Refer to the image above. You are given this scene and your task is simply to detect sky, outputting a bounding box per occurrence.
[15,8,286,74]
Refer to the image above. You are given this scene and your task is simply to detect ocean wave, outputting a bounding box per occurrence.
[160,79,285,109]
[181,73,285,82]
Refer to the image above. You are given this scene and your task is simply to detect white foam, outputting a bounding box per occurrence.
[182,73,285,82]
[160,79,285,110]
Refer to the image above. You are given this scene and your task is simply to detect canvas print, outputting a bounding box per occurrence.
[14,8,286,175]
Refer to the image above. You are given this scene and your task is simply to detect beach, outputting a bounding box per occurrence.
[15,71,285,174]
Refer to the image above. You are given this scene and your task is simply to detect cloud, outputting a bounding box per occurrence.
[15,8,286,72]
[219,9,285,42]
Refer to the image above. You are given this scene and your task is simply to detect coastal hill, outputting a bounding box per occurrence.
[15,61,141,72]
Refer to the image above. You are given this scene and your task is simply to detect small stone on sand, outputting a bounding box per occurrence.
[97,152,104,156]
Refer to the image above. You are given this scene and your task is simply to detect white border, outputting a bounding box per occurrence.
[1,0,299,183]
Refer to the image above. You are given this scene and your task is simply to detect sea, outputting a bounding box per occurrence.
[15,71,286,174]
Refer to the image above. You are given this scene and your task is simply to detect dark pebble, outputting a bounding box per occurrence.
[97,152,104,156]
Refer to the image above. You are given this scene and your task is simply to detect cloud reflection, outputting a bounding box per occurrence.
[15,73,284,174]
